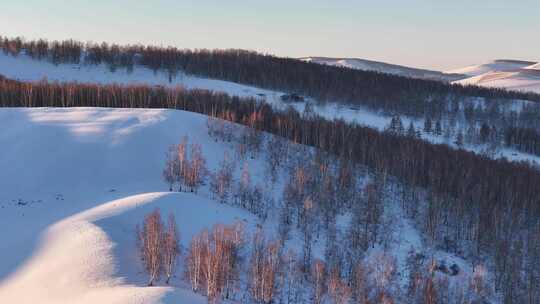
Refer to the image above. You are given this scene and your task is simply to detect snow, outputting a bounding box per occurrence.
[301,56,464,82]
[446,59,536,76]
[0,107,268,303]
[0,107,491,303]
[454,69,540,94]
[449,60,540,94]
[303,56,540,94]
[0,191,252,304]
[0,52,284,104]
[525,62,540,70]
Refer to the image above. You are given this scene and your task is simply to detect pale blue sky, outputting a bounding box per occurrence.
[1,0,538,70]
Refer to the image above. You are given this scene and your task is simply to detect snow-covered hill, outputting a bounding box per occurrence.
[525,62,540,70]
[0,107,478,303]
[300,56,465,82]
[0,108,268,303]
[447,59,536,76]
[0,52,284,103]
[449,60,540,94]
[302,56,540,94]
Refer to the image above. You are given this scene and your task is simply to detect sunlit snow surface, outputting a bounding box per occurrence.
[449,60,540,94]
[0,108,261,303]
[301,56,464,82]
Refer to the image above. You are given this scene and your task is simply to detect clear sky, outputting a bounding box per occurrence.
[1,0,538,70]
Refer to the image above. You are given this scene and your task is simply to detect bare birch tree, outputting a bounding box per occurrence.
[163,213,180,284]
[186,230,208,292]
[312,259,327,304]
[163,145,177,191]
[210,152,235,203]
[186,143,207,193]
[328,267,351,304]
[250,230,281,303]
[176,136,188,192]
[138,209,164,286]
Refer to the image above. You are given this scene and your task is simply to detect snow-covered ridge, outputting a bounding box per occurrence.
[525,62,540,70]
[303,56,540,94]
[449,59,540,94]
[300,56,465,82]
[447,59,537,76]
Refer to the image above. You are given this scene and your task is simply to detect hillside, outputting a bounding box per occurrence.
[447,59,536,76]
[303,56,540,94]
[0,107,481,303]
[0,52,284,104]
[450,60,540,94]
[300,56,465,82]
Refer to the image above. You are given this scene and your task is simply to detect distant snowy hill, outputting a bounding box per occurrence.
[447,59,536,76]
[449,60,540,94]
[300,56,465,82]
[303,56,540,94]
[525,62,540,70]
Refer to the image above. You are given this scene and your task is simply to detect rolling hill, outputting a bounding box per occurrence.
[450,60,540,94]
[300,56,465,82]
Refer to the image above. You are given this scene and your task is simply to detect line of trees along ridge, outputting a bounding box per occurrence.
[2,35,540,111]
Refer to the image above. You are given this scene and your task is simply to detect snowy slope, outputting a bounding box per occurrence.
[0,192,232,304]
[0,107,481,303]
[303,56,540,94]
[447,59,536,76]
[450,60,540,94]
[300,56,465,82]
[525,62,540,70]
[0,52,284,103]
[0,108,269,303]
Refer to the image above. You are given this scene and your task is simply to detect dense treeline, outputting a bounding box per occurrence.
[2,35,540,113]
[504,126,540,156]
